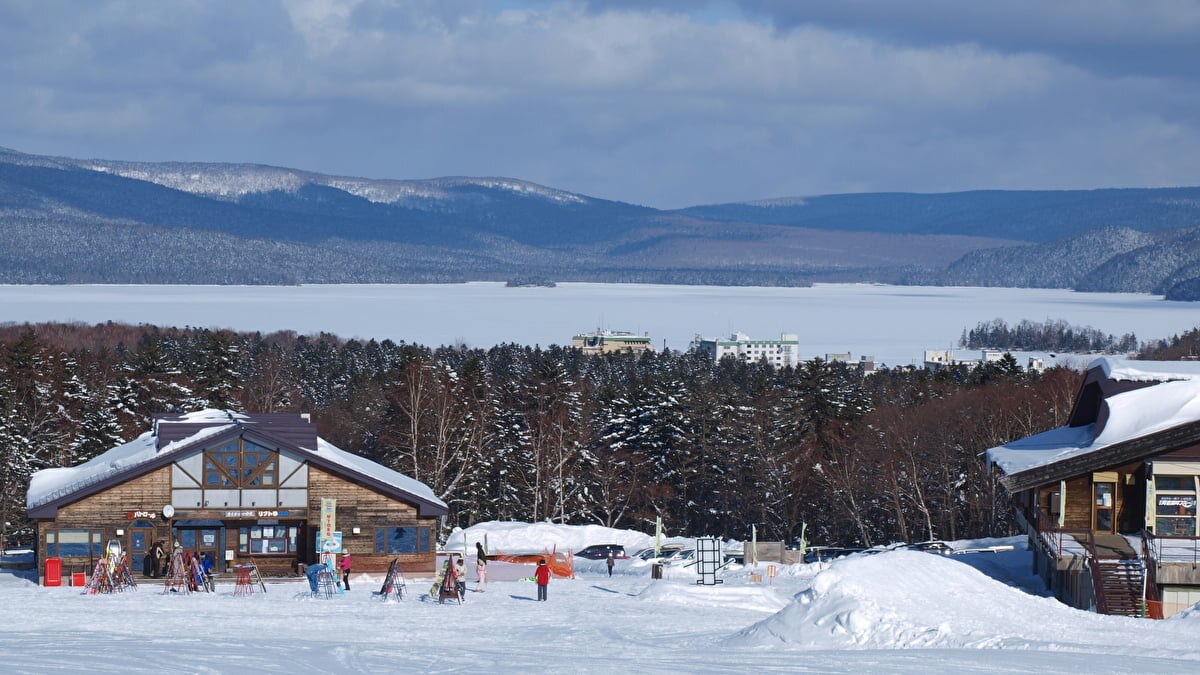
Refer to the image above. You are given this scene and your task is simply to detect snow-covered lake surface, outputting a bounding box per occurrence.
[3,530,1198,673]
[0,283,1195,365]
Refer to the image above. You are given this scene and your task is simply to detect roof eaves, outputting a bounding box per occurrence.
[1001,419,1200,492]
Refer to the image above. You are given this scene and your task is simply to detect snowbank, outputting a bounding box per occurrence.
[637,581,792,614]
[444,521,689,555]
[730,550,1200,656]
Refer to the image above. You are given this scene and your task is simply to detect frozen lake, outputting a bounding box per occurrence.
[0,283,1196,366]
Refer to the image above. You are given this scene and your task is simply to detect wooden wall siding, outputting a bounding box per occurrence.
[1063,476,1093,529]
[307,466,437,573]
[1162,444,1200,461]
[55,466,171,527]
[38,466,172,574]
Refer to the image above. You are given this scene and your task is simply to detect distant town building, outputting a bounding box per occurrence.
[924,349,1007,372]
[690,332,801,368]
[571,330,653,355]
[825,352,852,363]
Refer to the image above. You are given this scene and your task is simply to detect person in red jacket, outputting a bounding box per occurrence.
[338,553,352,591]
[535,559,551,601]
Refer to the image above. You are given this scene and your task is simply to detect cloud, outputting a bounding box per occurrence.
[0,0,1197,207]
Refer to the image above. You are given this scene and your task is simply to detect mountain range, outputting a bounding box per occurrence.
[2,146,1199,297]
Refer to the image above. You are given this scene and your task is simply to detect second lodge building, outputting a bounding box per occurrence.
[26,410,447,581]
[988,358,1200,618]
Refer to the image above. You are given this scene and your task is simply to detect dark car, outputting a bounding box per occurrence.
[575,544,628,560]
[905,540,954,555]
[801,546,864,564]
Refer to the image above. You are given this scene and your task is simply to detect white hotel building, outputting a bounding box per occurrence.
[691,332,802,368]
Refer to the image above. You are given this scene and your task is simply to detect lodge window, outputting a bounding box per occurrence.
[204,440,278,488]
[239,525,298,555]
[1155,475,1198,537]
[375,527,432,554]
[45,530,103,558]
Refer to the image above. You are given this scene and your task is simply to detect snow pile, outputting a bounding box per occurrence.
[637,581,792,614]
[445,521,661,554]
[730,550,1198,655]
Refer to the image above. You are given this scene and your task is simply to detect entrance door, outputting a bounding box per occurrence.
[128,527,154,576]
[177,528,223,573]
[1093,482,1116,533]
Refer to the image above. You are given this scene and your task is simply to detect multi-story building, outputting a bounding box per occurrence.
[571,330,653,355]
[923,349,1005,372]
[691,332,802,368]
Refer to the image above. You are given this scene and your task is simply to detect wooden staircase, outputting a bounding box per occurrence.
[1092,558,1146,617]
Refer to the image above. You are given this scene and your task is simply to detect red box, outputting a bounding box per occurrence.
[72,572,86,587]
[44,558,62,587]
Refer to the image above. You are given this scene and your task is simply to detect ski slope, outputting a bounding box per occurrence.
[1,530,1196,673]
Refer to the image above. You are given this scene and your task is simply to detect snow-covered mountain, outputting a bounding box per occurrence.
[1,145,1198,294]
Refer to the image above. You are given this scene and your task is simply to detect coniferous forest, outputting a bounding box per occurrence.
[0,322,1089,549]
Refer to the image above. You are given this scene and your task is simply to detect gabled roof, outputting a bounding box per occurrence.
[27,409,447,518]
[987,357,1200,491]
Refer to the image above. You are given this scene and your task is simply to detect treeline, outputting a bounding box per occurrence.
[0,322,1085,548]
[1140,327,1200,360]
[959,318,1138,353]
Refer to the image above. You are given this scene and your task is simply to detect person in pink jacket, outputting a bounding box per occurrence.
[338,553,352,591]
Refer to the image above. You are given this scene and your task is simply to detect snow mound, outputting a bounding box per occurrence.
[445,521,661,554]
[637,581,791,614]
[730,550,1196,653]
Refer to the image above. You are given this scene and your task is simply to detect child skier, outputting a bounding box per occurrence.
[606,552,615,577]
[338,553,352,591]
[535,559,550,601]
[456,556,468,600]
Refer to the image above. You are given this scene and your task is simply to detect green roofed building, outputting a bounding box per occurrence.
[571,330,653,355]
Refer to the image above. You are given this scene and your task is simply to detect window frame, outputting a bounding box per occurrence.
[202,439,281,490]
[45,529,104,558]
[1154,474,1199,537]
[374,526,432,554]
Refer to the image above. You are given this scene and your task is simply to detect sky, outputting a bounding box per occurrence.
[1,0,1199,208]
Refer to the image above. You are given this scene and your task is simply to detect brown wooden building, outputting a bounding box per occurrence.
[988,358,1200,618]
[27,410,447,582]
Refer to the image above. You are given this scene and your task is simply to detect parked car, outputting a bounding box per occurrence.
[664,548,696,565]
[575,544,628,560]
[905,540,954,555]
[631,544,684,561]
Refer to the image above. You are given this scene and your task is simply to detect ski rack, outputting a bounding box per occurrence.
[375,558,406,601]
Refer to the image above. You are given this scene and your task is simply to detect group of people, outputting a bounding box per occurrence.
[438,542,555,602]
[141,540,169,578]
[437,542,492,603]
[300,553,353,594]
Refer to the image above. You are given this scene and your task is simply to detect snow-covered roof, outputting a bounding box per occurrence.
[27,409,445,514]
[310,438,444,509]
[1090,356,1200,383]
[987,378,1200,478]
[27,424,234,510]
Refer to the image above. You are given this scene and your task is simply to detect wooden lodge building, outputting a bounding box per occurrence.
[26,410,447,582]
[988,358,1200,618]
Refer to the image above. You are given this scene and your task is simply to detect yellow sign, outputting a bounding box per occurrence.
[321,498,336,541]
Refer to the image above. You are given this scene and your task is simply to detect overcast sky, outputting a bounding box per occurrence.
[2,0,1199,207]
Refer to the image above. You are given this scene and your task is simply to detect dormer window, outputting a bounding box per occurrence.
[203,439,278,488]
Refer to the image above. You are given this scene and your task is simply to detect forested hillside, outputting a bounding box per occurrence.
[0,322,1088,549]
[6,146,1200,294]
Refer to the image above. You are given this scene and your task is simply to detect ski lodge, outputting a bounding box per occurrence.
[987,358,1200,618]
[26,410,447,583]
